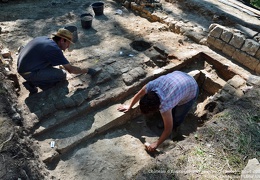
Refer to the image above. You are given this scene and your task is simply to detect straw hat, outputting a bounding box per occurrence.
[52,28,74,44]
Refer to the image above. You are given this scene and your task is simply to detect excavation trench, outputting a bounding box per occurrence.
[33,52,243,171]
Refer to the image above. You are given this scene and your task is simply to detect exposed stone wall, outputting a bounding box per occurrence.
[207,24,260,75]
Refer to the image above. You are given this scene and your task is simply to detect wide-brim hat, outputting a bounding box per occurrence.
[52,28,74,44]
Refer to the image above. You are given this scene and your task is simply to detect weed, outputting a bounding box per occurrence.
[251,0,260,8]
[195,147,205,156]
[227,155,242,169]
[176,155,187,167]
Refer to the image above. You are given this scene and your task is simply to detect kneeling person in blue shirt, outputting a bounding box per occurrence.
[117,71,199,152]
[17,28,98,95]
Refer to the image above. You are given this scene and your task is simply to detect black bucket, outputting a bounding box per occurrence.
[64,26,78,43]
[80,13,93,29]
[91,2,104,16]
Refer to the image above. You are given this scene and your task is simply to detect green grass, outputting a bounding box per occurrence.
[251,0,260,8]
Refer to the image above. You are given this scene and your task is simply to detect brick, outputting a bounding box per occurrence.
[96,72,111,84]
[222,83,236,95]
[229,33,245,49]
[241,39,260,56]
[222,43,236,57]
[209,25,223,38]
[87,86,101,99]
[207,35,216,46]
[232,50,259,71]
[220,28,233,43]
[42,104,56,116]
[255,48,260,59]
[242,55,259,71]
[214,39,225,50]
[247,74,260,85]
[122,73,134,86]
[227,75,246,88]
[133,67,146,77]
[120,67,129,73]
[63,97,76,108]
[232,50,246,65]
[208,23,218,32]
[71,93,85,106]
[254,62,260,75]
[55,100,66,110]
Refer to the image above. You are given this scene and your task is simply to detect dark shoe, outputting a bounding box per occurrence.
[22,81,38,95]
[87,68,101,77]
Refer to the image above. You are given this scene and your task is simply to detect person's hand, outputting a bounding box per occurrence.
[144,142,158,152]
[117,104,130,112]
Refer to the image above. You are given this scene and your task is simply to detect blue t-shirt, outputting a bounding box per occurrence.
[17,36,69,73]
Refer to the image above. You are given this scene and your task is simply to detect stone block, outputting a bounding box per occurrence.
[255,62,260,75]
[218,90,233,102]
[245,56,260,71]
[233,89,244,97]
[241,158,260,180]
[120,67,129,73]
[232,50,246,65]
[207,35,215,46]
[241,39,260,56]
[247,75,260,86]
[220,28,233,43]
[229,32,246,49]
[63,97,76,108]
[208,23,218,32]
[87,86,101,99]
[222,43,236,57]
[106,65,119,77]
[55,100,66,110]
[236,24,259,38]
[222,83,236,95]
[122,73,134,86]
[71,93,85,106]
[42,104,56,117]
[209,25,223,38]
[227,75,246,88]
[255,48,260,59]
[232,50,259,71]
[104,59,116,65]
[133,67,146,77]
[96,72,111,84]
[214,39,225,50]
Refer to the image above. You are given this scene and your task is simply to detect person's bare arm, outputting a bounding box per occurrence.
[62,64,88,74]
[146,109,173,152]
[117,85,147,112]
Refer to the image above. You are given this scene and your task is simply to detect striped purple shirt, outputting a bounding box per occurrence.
[146,71,198,113]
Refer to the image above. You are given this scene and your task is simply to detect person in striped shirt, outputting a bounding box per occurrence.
[117,71,199,152]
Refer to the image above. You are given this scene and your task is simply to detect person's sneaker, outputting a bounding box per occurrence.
[22,81,38,95]
[87,68,101,77]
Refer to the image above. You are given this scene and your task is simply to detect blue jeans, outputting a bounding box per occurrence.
[21,67,66,91]
[172,89,199,127]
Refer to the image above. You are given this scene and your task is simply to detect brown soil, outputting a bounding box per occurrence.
[0,0,259,179]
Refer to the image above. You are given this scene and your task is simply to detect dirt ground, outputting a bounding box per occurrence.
[0,0,260,179]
